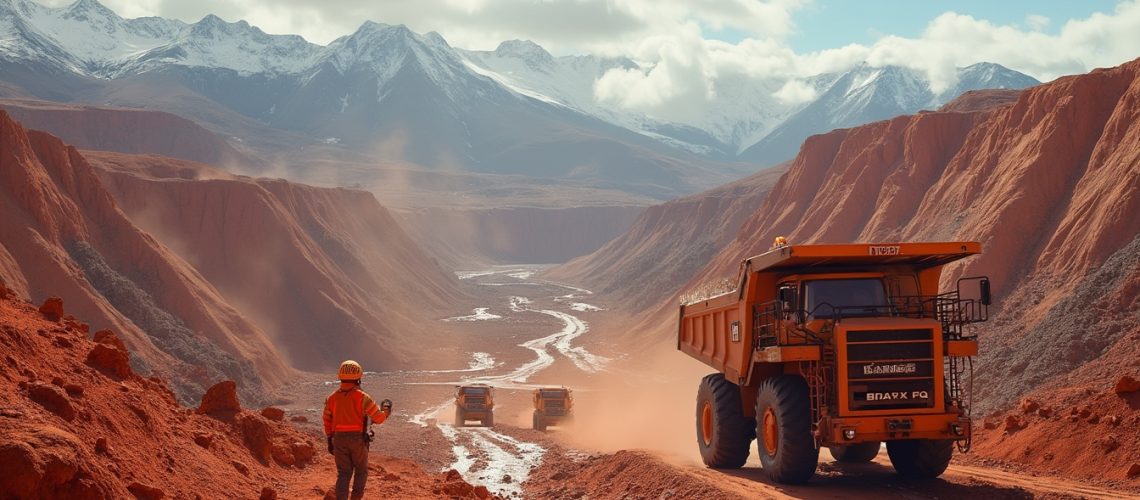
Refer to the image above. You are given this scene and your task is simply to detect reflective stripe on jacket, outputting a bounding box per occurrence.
[322,383,389,436]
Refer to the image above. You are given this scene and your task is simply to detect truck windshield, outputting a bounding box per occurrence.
[803,278,888,318]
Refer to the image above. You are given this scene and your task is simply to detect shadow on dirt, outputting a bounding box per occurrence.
[722,460,1034,499]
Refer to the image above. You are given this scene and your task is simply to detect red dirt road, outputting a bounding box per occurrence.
[276,267,1138,499]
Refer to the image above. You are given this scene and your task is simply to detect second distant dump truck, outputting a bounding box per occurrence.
[532,387,573,431]
[455,384,494,427]
[679,241,990,484]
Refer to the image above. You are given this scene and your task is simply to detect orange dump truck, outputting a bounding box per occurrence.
[679,241,990,484]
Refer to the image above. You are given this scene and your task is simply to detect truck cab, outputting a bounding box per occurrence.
[532,387,574,431]
[455,384,494,427]
[680,242,989,484]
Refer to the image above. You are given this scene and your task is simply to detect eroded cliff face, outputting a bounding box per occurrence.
[0,110,289,403]
[89,151,464,373]
[689,60,1140,411]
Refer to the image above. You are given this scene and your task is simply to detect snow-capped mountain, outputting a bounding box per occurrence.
[737,63,1040,164]
[0,0,1041,192]
[459,42,791,157]
[459,45,1037,162]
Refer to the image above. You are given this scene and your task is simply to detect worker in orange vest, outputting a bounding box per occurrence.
[323,360,392,500]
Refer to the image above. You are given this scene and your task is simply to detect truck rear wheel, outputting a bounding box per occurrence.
[533,410,546,431]
[483,411,494,427]
[829,441,881,462]
[455,407,464,427]
[886,439,952,478]
[695,373,752,469]
[755,375,818,484]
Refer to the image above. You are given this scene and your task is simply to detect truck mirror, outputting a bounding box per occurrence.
[980,278,991,306]
[778,287,794,305]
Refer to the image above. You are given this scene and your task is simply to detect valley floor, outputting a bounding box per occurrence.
[272,268,1136,499]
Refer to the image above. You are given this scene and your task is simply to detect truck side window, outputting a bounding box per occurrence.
[778,284,797,320]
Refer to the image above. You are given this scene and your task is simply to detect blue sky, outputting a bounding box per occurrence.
[707,1,1120,51]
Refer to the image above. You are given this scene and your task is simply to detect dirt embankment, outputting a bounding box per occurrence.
[0,287,490,499]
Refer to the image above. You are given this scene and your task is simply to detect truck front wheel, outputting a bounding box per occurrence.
[886,439,952,478]
[755,375,818,484]
[695,373,752,468]
[829,441,881,462]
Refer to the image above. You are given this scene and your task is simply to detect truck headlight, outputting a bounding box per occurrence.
[951,424,965,436]
[843,429,856,440]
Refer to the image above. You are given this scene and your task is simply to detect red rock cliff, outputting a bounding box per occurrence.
[687,59,1140,411]
[89,152,464,372]
[0,110,290,403]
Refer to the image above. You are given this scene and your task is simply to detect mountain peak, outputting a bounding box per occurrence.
[354,21,411,36]
[494,39,553,63]
[189,14,256,37]
[63,0,118,20]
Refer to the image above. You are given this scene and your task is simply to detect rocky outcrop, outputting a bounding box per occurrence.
[0,422,119,499]
[0,290,320,499]
[197,380,241,415]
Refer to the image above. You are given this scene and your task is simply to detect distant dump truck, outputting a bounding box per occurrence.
[679,241,990,484]
[532,387,573,431]
[455,385,494,427]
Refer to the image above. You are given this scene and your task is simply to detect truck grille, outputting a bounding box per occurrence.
[845,329,936,411]
[465,396,486,408]
[543,399,567,415]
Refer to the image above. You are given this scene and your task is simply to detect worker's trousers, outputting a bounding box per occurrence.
[333,432,368,500]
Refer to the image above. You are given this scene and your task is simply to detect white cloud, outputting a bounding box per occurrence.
[1026,14,1050,31]
[773,79,817,104]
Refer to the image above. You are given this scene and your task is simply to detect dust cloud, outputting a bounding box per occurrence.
[554,347,726,466]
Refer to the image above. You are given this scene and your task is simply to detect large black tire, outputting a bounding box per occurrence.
[533,410,546,431]
[829,441,881,463]
[483,411,494,427]
[695,373,752,469]
[454,407,464,427]
[886,440,953,479]
[755,376,819,484]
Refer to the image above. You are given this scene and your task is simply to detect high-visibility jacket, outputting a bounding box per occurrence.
[323,383,389,436]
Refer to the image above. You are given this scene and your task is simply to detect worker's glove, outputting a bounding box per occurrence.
[326,436,334,455]
[380,399,393,413]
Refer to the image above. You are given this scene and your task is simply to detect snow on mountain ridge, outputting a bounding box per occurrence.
[117,14,319,76]
[317,21,508,103]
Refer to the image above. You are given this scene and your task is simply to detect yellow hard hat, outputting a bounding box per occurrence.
[338,360,363,381]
